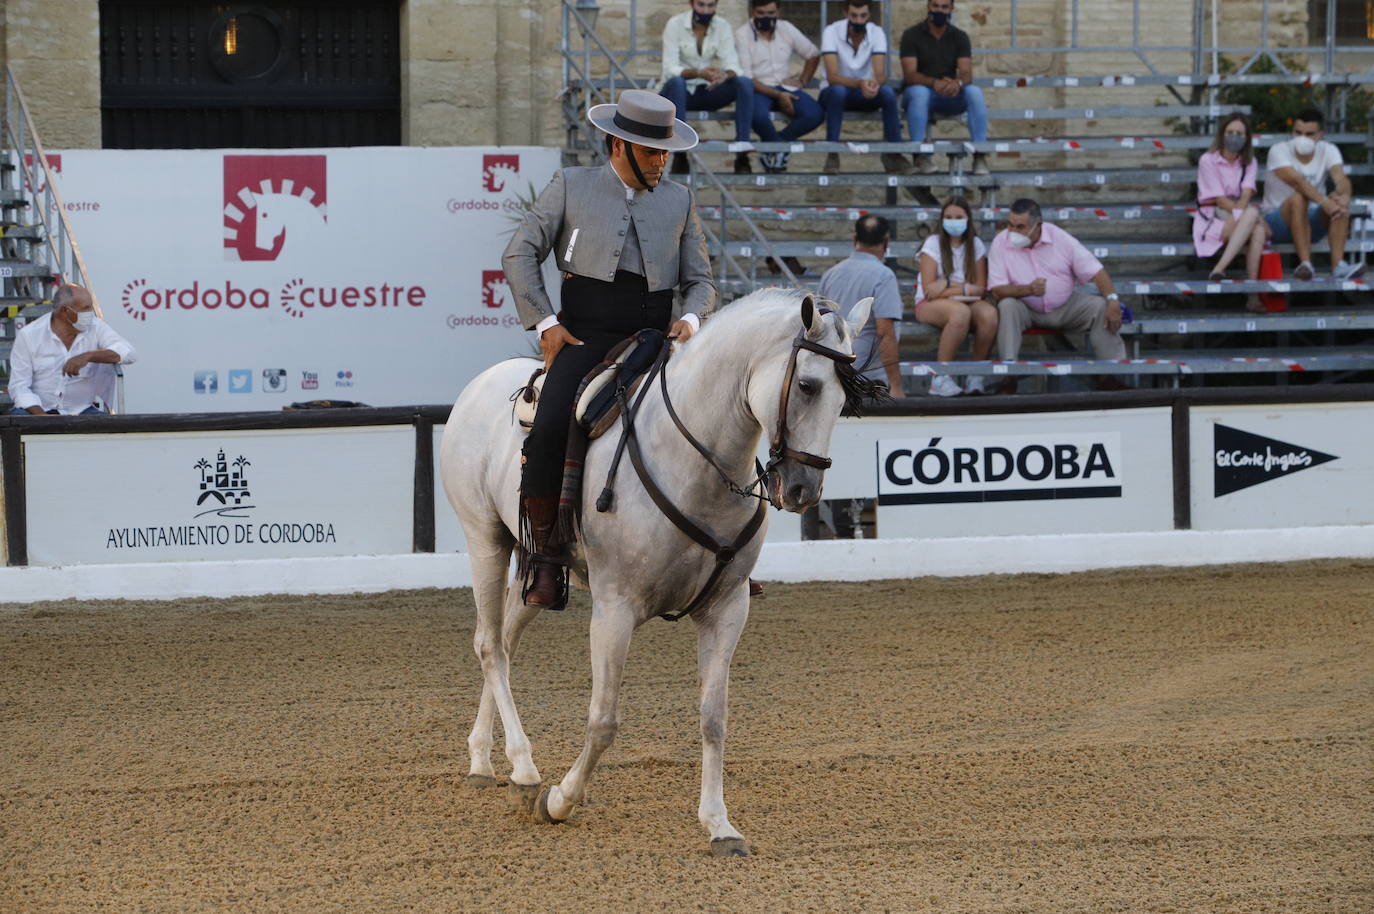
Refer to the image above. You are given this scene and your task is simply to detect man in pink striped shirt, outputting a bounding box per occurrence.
[988,198,1126,366]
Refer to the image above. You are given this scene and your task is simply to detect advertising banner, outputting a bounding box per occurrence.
[46,146,561,413]
[1190,402,1374,530]
[24,427,413,565]
[864,408,1174,538]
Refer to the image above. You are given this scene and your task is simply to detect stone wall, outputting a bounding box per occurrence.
[4,0,101,150]
[0,0,1316,151]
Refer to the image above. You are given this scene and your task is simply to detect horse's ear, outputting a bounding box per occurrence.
[801,295,824,341]
[846,297,873,339]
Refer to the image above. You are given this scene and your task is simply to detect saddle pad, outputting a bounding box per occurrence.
[575,328,665,440]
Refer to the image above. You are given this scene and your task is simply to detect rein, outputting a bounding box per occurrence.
[595,318,858,622]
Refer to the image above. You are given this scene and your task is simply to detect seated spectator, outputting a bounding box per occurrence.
[914,196,997,396]
[1194,114,1270,313]
[734,0,823,173]
[8,284,135,415]
[989,199,1126,390]
[817,214,905,395]
[661,0,756,174]
[1262,107,1364,280]
[899,0,989,175]
[818,0,907,176]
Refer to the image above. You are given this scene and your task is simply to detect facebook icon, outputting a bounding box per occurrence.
[194,370,218,394]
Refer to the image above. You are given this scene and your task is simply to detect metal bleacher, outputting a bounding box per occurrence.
[559,0,1374,391]
[0,66,107,413]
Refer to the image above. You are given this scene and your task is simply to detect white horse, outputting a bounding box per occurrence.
[439,289,873,857]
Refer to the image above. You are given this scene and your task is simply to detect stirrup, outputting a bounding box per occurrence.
[521,554,569,612]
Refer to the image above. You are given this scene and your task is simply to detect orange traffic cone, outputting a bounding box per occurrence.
[1258,250,1287,312]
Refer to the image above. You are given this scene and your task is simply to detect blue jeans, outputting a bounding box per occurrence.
[751,86,823,142]
[661,76,754,143]
[1264,203,1328,244]
[818,85,902,142]
[8,404,106,415]
[902,83,988,142]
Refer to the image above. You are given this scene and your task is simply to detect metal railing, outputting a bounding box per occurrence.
[3,65,122,413]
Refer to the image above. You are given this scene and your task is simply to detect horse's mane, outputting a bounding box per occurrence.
[688,287,889,416]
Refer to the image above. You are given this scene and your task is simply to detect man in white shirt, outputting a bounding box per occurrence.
[660,0,756,174]
[734,0,822,173]
[1262,108,1363,281]
[7,284,136,415]
[818,0,905,175]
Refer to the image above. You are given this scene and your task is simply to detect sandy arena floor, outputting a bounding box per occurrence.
[2,560,1372,912]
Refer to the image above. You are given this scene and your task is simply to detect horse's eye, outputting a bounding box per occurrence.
[798,378,819,396]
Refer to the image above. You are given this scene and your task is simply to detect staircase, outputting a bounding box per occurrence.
[0,65,104,413]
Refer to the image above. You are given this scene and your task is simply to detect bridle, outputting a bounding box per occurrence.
[595,307,860,621]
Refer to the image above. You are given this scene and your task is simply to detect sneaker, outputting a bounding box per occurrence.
[971,153,990,176]
[963,375,987,395]
[1294,260,1315,280]
[881,153,912,175]
[822,153,841,175]
[913,153,939,174]
[929,375,962,398]
[775,151,790,173]
[733,152,752,174]
[759,152,776,171]
[1333,260,1367,281]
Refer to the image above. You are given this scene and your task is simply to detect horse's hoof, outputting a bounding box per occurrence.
[710,837,750,858]
[507,780,540,815]
[466,774,497,790]
[535,787,567,824]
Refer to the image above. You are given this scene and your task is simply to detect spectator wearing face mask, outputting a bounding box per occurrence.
[1261,107,1364,281]
[7,283,136,415]
[661,0,756,174]
[914,196,996,397]
[988,199,1127,387]
[899,0,989,176]
[1194,114,1270,312]
[818,0,907,176]
[734,0,823,173]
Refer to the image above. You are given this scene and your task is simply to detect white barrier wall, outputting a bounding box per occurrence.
[1190,401,1374,530]
[24,427,414,565]
[49,147,561,413]
[12,399,1374,572]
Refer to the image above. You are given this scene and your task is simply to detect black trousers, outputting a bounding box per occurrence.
[521,272,673,498]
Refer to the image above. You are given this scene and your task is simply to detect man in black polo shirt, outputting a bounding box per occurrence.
[899,0,989,175]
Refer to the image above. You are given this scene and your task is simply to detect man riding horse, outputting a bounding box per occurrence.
[502,90,717,608]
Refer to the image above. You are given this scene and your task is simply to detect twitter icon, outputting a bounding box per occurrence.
[229,369,252,393]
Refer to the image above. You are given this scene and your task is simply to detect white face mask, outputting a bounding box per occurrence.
[1008,230,1034,249]
[1292,135,1316,156]
[73,310,95,333]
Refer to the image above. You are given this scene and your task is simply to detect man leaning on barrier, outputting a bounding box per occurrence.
[7,284,136,416]
[988,199,1127,393]
[899,0,989,175]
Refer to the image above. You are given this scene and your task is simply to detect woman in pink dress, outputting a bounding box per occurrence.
[1194,114,1270,312]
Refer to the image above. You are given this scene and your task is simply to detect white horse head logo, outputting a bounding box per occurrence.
[224,178,327,261]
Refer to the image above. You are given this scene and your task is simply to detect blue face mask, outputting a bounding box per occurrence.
[693,10,715,26]
[929,10,950,26]
[942,218,968,237]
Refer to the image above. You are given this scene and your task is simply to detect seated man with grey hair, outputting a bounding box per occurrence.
[8,283,136,415]
[988,198,1127,391]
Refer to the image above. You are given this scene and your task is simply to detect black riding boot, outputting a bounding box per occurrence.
[522,495,564,608]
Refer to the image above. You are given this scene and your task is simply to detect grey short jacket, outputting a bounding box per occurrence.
[502,163,717,330]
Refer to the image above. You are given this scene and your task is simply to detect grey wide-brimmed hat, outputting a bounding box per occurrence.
[588,89,699,152]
